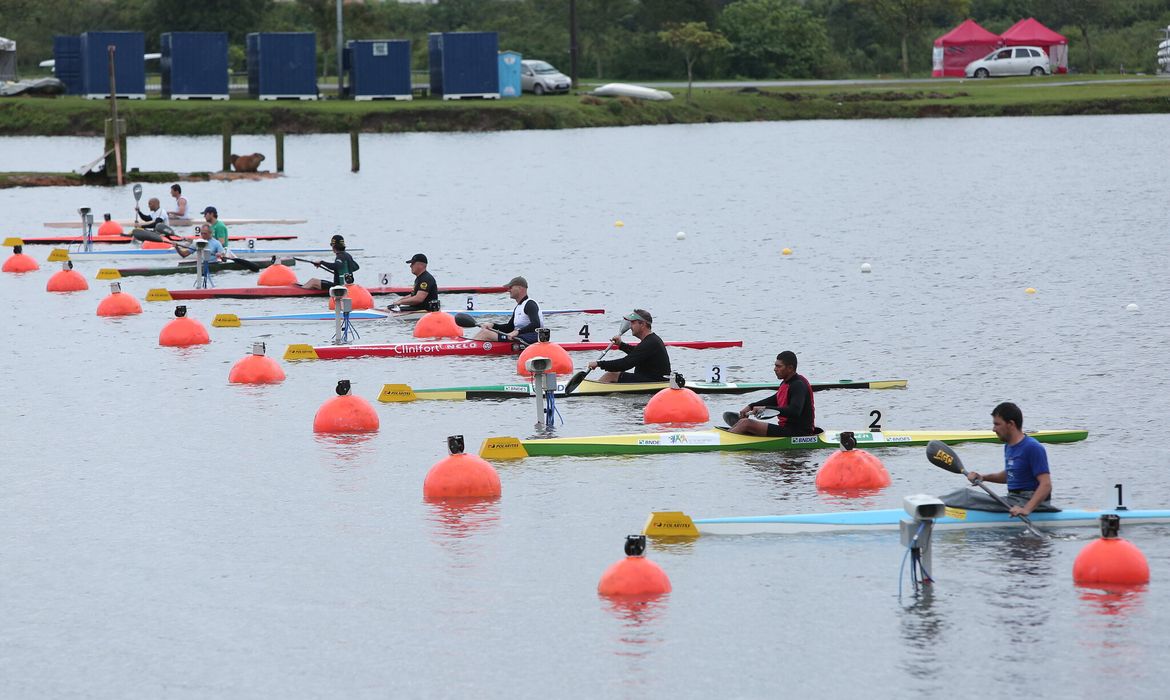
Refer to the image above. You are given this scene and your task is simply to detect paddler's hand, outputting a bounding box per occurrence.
[1009,505,1030,517]
[611,335,622,345]
[506,330,518,339]
[478,322,491,330]
[967,472,983,485]
[313,260,323,268]
[588,361,599,370]
[388,304,401,313]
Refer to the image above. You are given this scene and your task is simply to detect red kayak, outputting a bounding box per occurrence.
[162,284,508,300]
[19,233,298,245]
[285,339,743,360]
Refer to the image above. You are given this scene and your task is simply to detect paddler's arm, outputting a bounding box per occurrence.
[1012,473,1051,516]
[396,290,427,306]
[174,243,191,258]
[741,393,778,417]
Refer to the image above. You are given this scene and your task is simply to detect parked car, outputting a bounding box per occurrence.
[521,60,570,95]
[965,46,1051,78]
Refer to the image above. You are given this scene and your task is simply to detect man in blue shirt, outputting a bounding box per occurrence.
[942,402,1057,514]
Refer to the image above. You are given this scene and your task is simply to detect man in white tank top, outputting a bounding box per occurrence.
[474,276,544,344]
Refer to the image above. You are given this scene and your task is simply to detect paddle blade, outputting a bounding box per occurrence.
[722,411,741,427]
[132,228,165,243]
[230,257,261,273]
[926,440,965,474]
[453,312,478,328]
[619,319,632,334]
[563,370,588,395]
[132,183,142,201]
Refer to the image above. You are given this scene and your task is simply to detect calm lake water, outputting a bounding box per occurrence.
[2,115,1170,698]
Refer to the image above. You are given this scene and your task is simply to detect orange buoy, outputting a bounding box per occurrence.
[423,435,502,500]
[413,311,463,339]
[326,284,373,310]
[313,380,379,433]
[159,306,210,347]
[643,379,709,424]
[3,245,39,273]
[96,282,142,317]
[597,535,672,597]
[257,263,298,286]
[815,436,890,490]
[229,342,286,384]
[46,262,89,292]
[97,215,124,236]
[1073,515,1150,586]
[141,240,172,250]
[516,341,574,376]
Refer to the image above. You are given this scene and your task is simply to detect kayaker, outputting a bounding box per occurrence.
[303,235,360,290]
[473,276,544,344]
[173,225,225,263]
[200,206,229,250]
[729,351,818,436]
[167,184,189,219]
[134,197,169,231]
[941,402,1057,515]
[388,253,438,312]
[589,309,670,383]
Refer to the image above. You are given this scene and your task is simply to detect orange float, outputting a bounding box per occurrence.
[229,342,286,384]
[313,380,380,433]
[327,284,373,310]
[413,311,463,339]
[423,435,502,500]
[257,263,297,286]
[46,263,89,292]
[643,382,708,424]
[815,437,890,491]
[97,215,124,236]
[1073,515,1150,586]
[96,283,142,317]
[2,245,39,273]
[159,306,210,347]
[516,341,573,377]
[597,535,672,597]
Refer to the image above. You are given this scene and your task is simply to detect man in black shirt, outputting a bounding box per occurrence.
[390,253,439,312]
[589,309,671,383]
[729,351,818,437]
[304,235,359,289]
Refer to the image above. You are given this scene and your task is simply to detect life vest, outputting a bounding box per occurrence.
[775,373,814,429]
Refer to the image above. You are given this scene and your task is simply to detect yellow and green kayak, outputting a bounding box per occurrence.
[479,428,1088,459]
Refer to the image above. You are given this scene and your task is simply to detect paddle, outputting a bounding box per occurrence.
[450,312,531,347]
[925,440,1049,538]
[563,319,633,395]
[131,228,261,273]
[722,408,780,427]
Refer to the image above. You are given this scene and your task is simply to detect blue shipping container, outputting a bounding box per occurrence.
[247,32,317,99]
[498,50,521,98]
[428,32,499,99]
[347,40,412,100]
[53,36,83,95]
[79,31,146,99]
[161,32,229,99]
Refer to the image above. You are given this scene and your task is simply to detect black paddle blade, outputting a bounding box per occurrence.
[722,411,741,427]
[131,228,165,243]
[453,312,478,328]
[926,440,965,474]
[230,256,261,272]
[563,370,589,395]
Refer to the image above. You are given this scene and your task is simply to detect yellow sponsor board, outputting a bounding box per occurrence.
[642,511,701,538]
[378,384,417,402]
[212,314,241,328]
[146,288,174,302]
[95,268,121,280]
[283,344,320,361]
[47,248,70,262]
[478,437,528,460]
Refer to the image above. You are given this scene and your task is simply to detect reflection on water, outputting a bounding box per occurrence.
[739,453,818,497]
[426,499,501,542]
[601,595,670,664]
[898,586,949,683]
[1076,585,1147,618]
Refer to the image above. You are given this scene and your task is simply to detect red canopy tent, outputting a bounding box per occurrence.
[1001,18,1068,74]
[933,19,1001,77]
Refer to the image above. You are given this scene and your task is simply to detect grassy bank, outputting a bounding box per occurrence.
[1,77,1168,137]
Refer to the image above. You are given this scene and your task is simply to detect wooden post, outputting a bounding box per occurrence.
[350,131,359,172]
[275,132,285,173]
[222,122,232,172]
[107,45,123,185]
[104,118,126,180]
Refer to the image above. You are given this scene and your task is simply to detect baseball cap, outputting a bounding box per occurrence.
[330,234,345,246]
[505,276,528,288]
[406,253,428,265]
[624,309,652,325]
[201,206,217,215]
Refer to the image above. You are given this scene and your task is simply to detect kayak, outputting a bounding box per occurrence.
[20,233,297,245]
[478,428,1088,459]
[64,247,348,259]
[643,505,1170,537]
[379,377,907,402]
[159,284,507,300]
[111,257,295,277]
[285,339,742,361]
[43,217,307,229]
[225,308,605,323]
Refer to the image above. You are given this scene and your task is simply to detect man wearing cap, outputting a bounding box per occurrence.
[589,309,671,383]
[200,206,229,250]
[473,276,544,344]
[304,235,360,290]
[729,351,818,437]
[389,253,439,312]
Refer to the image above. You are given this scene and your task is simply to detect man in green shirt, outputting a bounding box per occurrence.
[201,206,229,249]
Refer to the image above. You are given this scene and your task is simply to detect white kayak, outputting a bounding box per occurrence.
[591,83,674,101]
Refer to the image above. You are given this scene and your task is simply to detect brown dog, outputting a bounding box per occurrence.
[231,153,266,173]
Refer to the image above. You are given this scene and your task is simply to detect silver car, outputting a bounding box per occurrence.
[521,60,570,95]
[965,46,1051,78]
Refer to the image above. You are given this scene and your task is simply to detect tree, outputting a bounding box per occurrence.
[149,0,272,45]
[856,0,969,76]
[658,21,731,102]
[1036,0,1114,73]
[721,0,836,79]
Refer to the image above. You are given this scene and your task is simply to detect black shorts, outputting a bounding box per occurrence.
[617,371,668,384]
[765,423,821,438]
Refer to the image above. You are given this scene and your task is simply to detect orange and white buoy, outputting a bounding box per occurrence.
[423,435,502,500]
[413,311,463,339]
[229,342,286,384]
[1073,514,1150,586]
[516,340,573,377]
[313,380,379,433]
[97,214,124,237]
[815,432,890,491]
[327,284,373,310]
[2,242,39,273]
[159,305,210,347]
[46,260,89,292]
[96,282,142,317]
[257,262,297,286]
[597,535,672,598]
[643,375,708,424]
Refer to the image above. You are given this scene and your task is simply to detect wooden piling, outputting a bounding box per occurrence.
[103,118,126,181]
[222,122,232,172]
[350,131,360,173]
[275,132,285,173]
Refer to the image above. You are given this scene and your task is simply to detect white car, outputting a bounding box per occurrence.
[965,46,1051,78]
[521,60,570,95]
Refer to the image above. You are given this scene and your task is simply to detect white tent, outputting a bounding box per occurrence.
[0,37,15,81]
